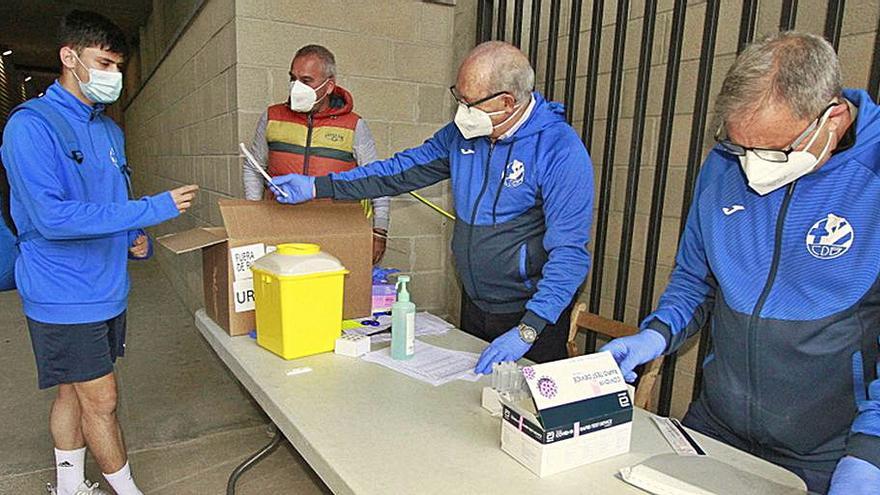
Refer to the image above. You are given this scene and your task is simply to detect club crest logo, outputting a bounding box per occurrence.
[806,213,854,260]
[504,160,525,188]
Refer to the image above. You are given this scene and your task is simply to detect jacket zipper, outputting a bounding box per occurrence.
[491,144,515,226]
[745,181,796,450]
[467,143,494,301]
[303,113,314,175]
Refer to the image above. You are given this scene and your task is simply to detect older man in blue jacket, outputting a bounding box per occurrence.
[1,11,197,495]
[603,32,880,494]
[270,41,594,374]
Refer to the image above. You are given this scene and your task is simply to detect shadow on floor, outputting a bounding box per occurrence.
[0,260,330,493]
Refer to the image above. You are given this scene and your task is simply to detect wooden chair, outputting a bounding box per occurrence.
[566,302,664,411]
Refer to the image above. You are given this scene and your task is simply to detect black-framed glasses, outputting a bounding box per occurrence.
[449,85,508,108]
[715,102,838,163]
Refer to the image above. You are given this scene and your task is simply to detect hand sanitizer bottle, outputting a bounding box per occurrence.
[391,275,416,360]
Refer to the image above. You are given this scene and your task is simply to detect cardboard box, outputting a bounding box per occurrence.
[157,199,372,336]
[500,351,633,477]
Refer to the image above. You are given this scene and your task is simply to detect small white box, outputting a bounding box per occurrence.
[334,334,371,357]
[500,351,633,477]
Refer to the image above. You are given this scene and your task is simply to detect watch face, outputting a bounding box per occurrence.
[520,325,537,343]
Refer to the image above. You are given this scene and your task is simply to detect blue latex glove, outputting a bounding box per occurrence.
[599,329,666,383]
[475,327,532,374]
[828,456,880,494]
[272,174,316,204]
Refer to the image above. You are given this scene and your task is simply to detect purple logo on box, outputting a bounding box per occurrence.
[537,376,558,399]
[522,366,536,381]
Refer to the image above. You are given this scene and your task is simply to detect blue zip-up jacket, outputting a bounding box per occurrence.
[643,89,880,473]
[314,92,593,332]
[1,82,179,324]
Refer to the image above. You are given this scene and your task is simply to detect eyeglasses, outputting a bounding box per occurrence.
[449,85,509,108]
[715,102,837,163]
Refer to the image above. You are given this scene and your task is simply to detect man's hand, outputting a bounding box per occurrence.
[599,329,666,382]
[828,456,880,494]
[129,234,149,258]
[372,228,387,265]
[475,327,532,374]
[170,184,199,213]
[272,174,316,205]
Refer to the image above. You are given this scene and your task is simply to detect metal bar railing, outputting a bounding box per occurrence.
[497,0,508,41]
[529,0,543,69]
[869,13,880,100]
[544,0,563,99]
[512,0,526,48]
[657,0,721,416]
[779,0,798,31]
[579,0,605,150]
[613,0,658,322]
[587,0,630,318]
[476,0,491,43]
[737,0,758,53]
[563,0,584,123]
[824,0,846,51]
[637,0,688,407]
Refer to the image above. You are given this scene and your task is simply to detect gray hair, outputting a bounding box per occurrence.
[472,41,535,104]
[715,31,841,125]
[294,44,337,78]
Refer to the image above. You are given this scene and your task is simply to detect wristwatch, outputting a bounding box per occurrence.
[517,323,538,344]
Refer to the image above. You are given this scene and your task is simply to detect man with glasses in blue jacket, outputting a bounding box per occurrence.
[266,41,594,375]
[602,32,880,494]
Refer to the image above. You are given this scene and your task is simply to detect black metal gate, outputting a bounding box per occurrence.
[474,0,880,415]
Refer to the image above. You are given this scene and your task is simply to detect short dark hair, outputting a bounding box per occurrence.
[293,45,336,77]
[58,10,129,57]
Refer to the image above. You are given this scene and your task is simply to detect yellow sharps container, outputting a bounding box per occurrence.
[251,243,349,359]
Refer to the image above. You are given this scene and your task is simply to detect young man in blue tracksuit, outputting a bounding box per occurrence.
[1,11,197,495]
[270,41,593,374]
[603,33,880,494]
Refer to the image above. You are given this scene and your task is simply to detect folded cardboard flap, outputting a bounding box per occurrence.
[157,199,372,335]
[156,226,227,254]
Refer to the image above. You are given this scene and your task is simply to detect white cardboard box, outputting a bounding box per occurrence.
[500,352,633,477]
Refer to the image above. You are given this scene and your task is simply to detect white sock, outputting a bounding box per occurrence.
[55,447,86,495]
[103,461,143,495]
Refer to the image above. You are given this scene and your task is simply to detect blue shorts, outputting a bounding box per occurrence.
[27,311,127,389]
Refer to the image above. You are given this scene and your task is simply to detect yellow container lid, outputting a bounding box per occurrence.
[251,243,346,277]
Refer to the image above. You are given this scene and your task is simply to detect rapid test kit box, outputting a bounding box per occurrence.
[500,351,633,477]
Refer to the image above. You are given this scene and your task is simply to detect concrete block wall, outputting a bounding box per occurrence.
[125,0,462,317]
[521,0,880,417]
[234,0,459,316]
[125,0,238,313]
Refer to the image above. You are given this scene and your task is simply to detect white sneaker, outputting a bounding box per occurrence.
[46,480,111,495]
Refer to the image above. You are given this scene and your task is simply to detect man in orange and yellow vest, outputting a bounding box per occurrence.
[242,44,390,264]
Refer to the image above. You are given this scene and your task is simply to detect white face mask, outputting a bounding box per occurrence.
[289,79,329,112]
[454,102,521,139]
[71,52,122,104]
[739,110,835,195]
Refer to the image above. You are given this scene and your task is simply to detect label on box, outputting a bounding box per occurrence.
[233,279,256,313]
[522,351,626,412]
[230,243,265,282]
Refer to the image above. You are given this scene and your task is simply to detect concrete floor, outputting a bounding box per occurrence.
[0,261,331,494]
